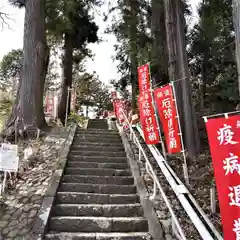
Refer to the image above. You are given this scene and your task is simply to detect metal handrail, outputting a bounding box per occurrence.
[163,156,223,240]
[136,125,223,240]
[115,90,222,239]
[118,112,187,240]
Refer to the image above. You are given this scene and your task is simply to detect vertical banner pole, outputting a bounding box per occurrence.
[170,81,189,185]
[15,117,18,144]
[148,63,167,159]
[65,87,70,128]
[210,186,216,213]
[2,171,7,194]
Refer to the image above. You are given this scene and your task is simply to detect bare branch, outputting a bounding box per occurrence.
[0,12,11,30]
[0,6,12,30]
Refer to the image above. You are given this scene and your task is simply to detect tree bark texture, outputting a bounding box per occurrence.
[175,0,200,156]
[163,0,183,119]
[58,33,73,123]
[233,0,240,96]
[128,0,138,113]
[164,0,200,156]
[5,0,47,138]
[151,0,169,86]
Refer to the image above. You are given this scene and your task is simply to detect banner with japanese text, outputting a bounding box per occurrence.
[113,99,125,123]
[138,91,159,145]
[137,64,151,94]
[205,114,240,240]
[154,85,181,154]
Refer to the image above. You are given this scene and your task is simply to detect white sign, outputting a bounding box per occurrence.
[0,143,19,172]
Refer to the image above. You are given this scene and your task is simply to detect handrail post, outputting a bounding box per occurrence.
[117,113,187,240]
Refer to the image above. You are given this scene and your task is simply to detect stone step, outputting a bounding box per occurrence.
[66,162,128,170]
[69,151,126,158]
[45,232,152,240]
[75,133,121,139]
[58,183,136,194]
[75,131,120,136]
[67,156,127,163]
[73,137,121,144]
[70,145,124,152]
[87,120,108,129]
[76,129,118,134]
[56,192,140,204]
[49,216,148,232]
[71,142,122,148]
[62,175,134,185]
[65,168,131,176]
[51,204,143,217]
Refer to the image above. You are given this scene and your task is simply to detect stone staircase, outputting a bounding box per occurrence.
[44,127,152,240]
[87,119,109,129]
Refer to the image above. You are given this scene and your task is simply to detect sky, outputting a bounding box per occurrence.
[0,0,201,85]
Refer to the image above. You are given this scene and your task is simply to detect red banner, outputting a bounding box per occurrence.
[71,89,76,111]
[154,85,181,154]
[137,64,150,94]
[45,93,54,116]
[205,114,240,240]
[114,99,125,123]
[138,91,159,145]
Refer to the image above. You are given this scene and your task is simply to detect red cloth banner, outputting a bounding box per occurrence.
[154,85,181,154]
[205,114,240,240]
[114,99,125,123]
[45,93,54,116]
[138,91,159,145]
[71,89,76,111]
[137,64,151,94]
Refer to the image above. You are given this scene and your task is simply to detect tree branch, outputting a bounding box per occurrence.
[0,11,11,30]
[0,4,14,30]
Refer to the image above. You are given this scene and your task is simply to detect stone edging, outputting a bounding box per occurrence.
[30,123,77,240]
[118,126,164,240]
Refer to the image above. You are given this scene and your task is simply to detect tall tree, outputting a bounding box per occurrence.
[5,0,48,137]
[47,0,99,122]
[233,0,240,96]
[75,72,112,116]
[189,0,236,112]
[106,0,148,111]
[128,0,138,112]
[164,0,200,157]
[151,0,169,85]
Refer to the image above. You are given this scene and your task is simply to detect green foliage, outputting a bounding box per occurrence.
[0,49,23,92]
[188,0,237,112]
[68,111,88,125]
[0,99,13,116]
[74,72,112,111]
[106,0,151,90]
[46,0,99,48]
[0,98,13,131]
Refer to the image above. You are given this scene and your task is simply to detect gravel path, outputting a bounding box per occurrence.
[0,130,67,240]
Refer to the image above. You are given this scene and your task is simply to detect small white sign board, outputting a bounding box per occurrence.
[0,143,19,172]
